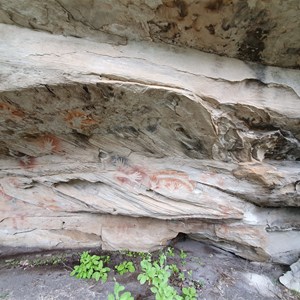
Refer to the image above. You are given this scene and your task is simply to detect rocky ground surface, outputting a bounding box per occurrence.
[0,239,298,300]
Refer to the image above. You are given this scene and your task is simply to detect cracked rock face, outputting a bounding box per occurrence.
[280,259,300,293]
[0,23,300,265]
[0,0,300,68]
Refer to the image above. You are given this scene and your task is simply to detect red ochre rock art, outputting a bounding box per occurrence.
[18,155,36,169]
[0,23,299,268]
[112,158,195,193]
[64,110,98,129]
[0,101,25,119]
[37,134,61,154]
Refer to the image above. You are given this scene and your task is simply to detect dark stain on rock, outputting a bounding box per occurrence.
[286,48,300,55]
[71,130,91,142]
[159,22,173,33]
[221,19,230,31]
[252,130,300,161]
[82,85,91,102]
[96,83,114,101]
[238,27,269,62]
[82,85,89,94]
[206,0,223,11]
[144,117,160,133]
[205,24,215,35]
[174,124,192,140]
[111,125,139,138]
[244,63,267,82]
[181,139,208,159]
[174,0,188,18]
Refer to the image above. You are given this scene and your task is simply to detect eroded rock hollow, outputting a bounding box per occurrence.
[0,1,299,267]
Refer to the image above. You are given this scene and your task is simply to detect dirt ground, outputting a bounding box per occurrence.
[0,239,298,300]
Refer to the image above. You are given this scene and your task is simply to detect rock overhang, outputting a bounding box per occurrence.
[0,21,300,264]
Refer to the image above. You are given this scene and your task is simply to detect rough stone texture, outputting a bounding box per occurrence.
[0,23,300,266]
[0,0,300,68]
[280,259,300,293]
[1,240,295,300]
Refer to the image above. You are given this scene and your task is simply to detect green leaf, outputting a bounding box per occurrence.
[120,292,134,300]
[114,282,125,294]
[128,264,135,273]
[141,260,150,269]
[101,273,108,283]
[92,271,101,281]
[87,268,93,278]
[108,294,115,300]
[138,274,147,284]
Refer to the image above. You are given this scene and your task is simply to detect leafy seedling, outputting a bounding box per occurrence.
[169,264,179,274]
[108,282,134,300]
[166,247,175,257]
[182,286,197,300]
[179,272,185,281]
[70,251,110,282]
[115,261,135,275]
[180,250,187,260]
[138,254,182,300]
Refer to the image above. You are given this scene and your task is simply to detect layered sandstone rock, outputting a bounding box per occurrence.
[0,18,299,266]
[0,0,300,68]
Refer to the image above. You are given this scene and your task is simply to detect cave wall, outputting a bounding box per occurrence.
[0,2,299,265]
[0,0,300,68]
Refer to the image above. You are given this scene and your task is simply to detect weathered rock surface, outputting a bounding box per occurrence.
[0,0,300,68]
[0,240,295,300]
[280,259,300,293]
[0,24,299,265]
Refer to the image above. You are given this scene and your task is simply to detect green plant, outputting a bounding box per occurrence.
[120,250,134,257]
[182,286,197,300]
[32,255,67,266]
[166,247,175,257]
[120,250,150,259]
[151,284,182,300]
[108,282,134,300]
[70,251,110,282]
[170,264,179,274]
[179,250,187,260]
[138,254,182,300]
[193,279,205,289]
[179,272,185,281]
[115,261,135,275]
[4,258,20,268]
[99,255,111,264]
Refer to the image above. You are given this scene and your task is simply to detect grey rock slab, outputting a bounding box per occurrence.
[280,259,300,293]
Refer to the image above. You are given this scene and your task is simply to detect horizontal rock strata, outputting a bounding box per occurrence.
[0,24,299,264]
[1,0,300,67]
